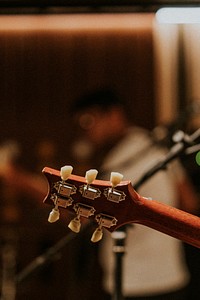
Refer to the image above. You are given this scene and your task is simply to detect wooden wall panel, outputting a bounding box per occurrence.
[0,14,155,149]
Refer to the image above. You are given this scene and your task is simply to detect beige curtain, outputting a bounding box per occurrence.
[153,21,180,125]
[153,18,200,128]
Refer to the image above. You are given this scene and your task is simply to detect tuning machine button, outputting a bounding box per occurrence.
[60,165,73,181]
[91,227,103,243]
[79,169,101,200]
[48,206,60,223]
[110,172,123,188]
[85,169,98,184]
[68,216,81,233]
[91,213,118,243]
[68,203,96,233]
[56,165,76,199]
[104,172,126,203]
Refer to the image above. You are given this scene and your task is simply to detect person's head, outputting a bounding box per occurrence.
[72,88,129,147]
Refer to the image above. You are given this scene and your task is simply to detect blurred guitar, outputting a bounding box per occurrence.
[42,166,200,248]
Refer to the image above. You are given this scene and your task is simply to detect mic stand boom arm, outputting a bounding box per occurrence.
[16,231,76,284]
[134,129,200,190]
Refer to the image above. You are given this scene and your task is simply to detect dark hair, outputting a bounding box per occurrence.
[72,88,124,113]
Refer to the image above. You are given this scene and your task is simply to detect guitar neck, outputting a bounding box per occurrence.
[134,194,200,248]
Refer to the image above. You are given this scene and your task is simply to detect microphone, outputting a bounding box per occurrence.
[151,101,200,148]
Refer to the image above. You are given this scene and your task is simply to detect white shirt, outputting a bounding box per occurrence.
[99,127,189,297]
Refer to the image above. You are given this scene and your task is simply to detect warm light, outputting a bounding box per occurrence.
[0,14,153,31]
[156,7,200,24]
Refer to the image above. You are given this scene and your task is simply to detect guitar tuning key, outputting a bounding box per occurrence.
[79,169,101,200]
[85,169,98,185]
[68,203,96,233]
[68,216,81,233]
[110,172,123,188]
[48,165,74,224]
[91,227,103,243]
[104,172,126,203]
[91,213,118,243]
[60,165,73,181]
[48,205,60,223]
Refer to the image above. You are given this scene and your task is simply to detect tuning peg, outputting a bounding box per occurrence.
[85,169,98,184]
[60,165,73,181]
[48,207,60,223]
[91,227,103,243]
[110,172,123,188]
[68,217,81,233]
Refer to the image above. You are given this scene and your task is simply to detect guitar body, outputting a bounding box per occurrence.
[43,166,200,248]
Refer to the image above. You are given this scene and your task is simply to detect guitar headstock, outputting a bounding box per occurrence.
[42,166,143,242]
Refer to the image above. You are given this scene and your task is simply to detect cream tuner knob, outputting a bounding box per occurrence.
[48,208,60,223]
[68,217,81,233]
[91,227,103,243]
[60,165,73,181]
[110,172,123,187]
[85,169,98,184]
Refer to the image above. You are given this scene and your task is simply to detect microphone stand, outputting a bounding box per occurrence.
[1,231,17,300]
[111,226,127,300]
[16,232,75,284]
[16,222,92,284]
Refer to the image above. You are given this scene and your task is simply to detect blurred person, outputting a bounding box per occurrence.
[71,88,199,300]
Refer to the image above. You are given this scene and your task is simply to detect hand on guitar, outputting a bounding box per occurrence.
[42,165,200,248]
